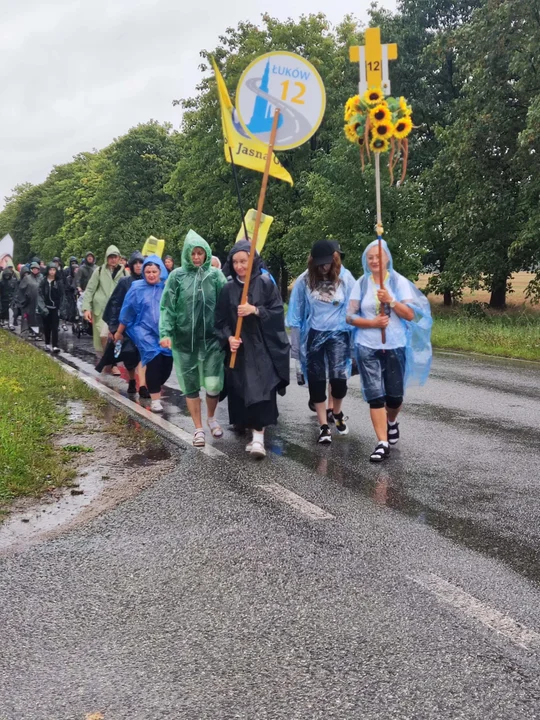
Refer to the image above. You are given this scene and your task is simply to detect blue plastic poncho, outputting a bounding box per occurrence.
[287,265,356,377]
[119,255,172,367]
[348,239,432,389]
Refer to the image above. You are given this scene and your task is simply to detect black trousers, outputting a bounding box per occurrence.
[145,353,173,394]
[42,309,59,347]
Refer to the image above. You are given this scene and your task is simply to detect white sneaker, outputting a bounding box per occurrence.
[250,441,266,459]
[245,441,253,452]
[52,347,60,354]
[150,399,163,413]
[45,345,52,352]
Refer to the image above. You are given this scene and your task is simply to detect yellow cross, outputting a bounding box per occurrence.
[349,27,398,96]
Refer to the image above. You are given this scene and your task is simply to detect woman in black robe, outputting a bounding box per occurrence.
[215,241,290,459]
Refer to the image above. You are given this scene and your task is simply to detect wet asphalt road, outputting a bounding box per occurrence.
[2,330,540,719]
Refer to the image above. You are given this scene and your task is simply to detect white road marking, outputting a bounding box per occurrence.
[410,572,540,650]
[257,483,334,520]
[60,362,226,459]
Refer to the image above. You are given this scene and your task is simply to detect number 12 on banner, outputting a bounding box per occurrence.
[280,81,306,104]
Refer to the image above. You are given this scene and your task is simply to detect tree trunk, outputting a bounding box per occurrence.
[443,290,452,306]
[489,279,507,309]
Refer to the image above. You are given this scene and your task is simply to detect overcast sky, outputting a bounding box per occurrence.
[0,0,396,210]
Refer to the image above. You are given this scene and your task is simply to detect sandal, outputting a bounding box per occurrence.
[207,418,223,438]
[370,442,390,463]
[193,429,205,447]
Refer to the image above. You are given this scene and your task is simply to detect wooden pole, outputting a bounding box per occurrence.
[374,153,386,345]
[229,109,281,369]
[228,146,250,242]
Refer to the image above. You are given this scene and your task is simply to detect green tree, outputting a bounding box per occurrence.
[421,0,535,308]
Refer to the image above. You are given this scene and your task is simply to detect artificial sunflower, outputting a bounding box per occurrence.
[393,116,413,139]
[345,95,360,115]
[373,121,393,138]
[369,136,389,153]
[363,88,384,106]
[370,104,391,124]
[344,124,358,142]
[399,96,412,116]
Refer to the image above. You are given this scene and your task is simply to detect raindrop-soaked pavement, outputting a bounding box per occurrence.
[2,329,540,719]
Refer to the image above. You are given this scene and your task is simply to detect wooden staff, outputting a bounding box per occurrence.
[229,109,281,369]
[374,152,386,345]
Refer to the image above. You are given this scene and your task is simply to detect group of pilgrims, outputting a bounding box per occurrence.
[1,232,432,462]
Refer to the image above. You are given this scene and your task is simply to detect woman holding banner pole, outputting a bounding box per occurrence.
[215,240,290,459]
[346,239,432,462]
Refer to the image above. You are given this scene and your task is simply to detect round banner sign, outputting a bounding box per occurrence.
[235,51,326,151]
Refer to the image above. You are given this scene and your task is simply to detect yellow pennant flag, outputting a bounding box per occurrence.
[211,57,293,186]
[236,208,274,253]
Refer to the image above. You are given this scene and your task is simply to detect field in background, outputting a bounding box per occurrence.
[418,271,537,308]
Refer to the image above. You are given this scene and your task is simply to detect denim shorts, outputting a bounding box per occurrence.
[306,329,350,383]
[355,345,406,402]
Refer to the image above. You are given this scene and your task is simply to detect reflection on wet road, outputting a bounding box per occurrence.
[55,330,540,585]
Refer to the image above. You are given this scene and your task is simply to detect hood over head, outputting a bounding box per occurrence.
[142,254,168,282]
[226,240,263,280]
[104,245,121,262]
[6,260,14,269]
[68,256,78,265]
[361,238,394,277]
[181,230,212,272]
[2,268,13,279]
[20,266,30,278]
[85,251,95,264]
[128,251,144,275]
[45,262,59,275]
[30,262,41,270]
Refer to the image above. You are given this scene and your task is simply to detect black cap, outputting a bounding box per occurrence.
[329,240,345,260]
[310,240,337,266]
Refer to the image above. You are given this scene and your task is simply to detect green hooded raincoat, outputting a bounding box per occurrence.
[160,230,226,396]
[82,244,126,350]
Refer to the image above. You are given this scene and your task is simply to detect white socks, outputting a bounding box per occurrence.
[252,430,264,446]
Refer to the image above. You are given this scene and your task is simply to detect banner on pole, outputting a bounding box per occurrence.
[235,51,326,151]
[211,58,293,186]
[236,208,274,253]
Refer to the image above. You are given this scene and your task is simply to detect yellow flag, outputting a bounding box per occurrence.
[236,208,274,253]
[211,58,293,186]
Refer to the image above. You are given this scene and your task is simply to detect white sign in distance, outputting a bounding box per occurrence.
[235,51,326,151]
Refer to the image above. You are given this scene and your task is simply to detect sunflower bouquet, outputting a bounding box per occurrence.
[344,87,413,183]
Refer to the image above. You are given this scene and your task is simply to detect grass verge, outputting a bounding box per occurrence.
[0,330,95,502]
[431,304,540,361]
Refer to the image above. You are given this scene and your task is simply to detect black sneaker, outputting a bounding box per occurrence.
[318,424,332,444]
[333,411,349,435]
[370,442,390,463]
[326,409,335,424]
[127,379,137,394]
[387,422,400,445]
[138,385,150,399]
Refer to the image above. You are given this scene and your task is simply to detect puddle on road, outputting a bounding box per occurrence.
[270,431,540,586]
[67,400,84,421]
[42,333,540,586]
[0,403,175,555]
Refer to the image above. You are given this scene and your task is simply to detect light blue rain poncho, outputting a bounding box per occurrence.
[119,255,172,367]
[287,265,356,377]
[348,239,432,389]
